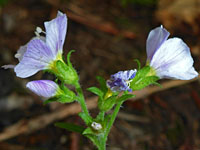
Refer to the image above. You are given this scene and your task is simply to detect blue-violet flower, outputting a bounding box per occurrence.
[107,69,137,92]
[26,80,61,98]
[146,25,198,80]
[11,11,67,78]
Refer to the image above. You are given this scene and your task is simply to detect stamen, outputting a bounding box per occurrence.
[126,79,133,87]
[35,27,46,37]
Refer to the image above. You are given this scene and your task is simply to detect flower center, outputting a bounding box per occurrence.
[126,79,133,87]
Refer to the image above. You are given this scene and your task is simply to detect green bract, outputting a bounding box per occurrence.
[130,66,159,91]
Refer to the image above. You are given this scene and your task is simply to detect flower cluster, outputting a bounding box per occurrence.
[15,11,67,78]
[2,10,199,150]
[107,25,198,92]
[3,11,69,98]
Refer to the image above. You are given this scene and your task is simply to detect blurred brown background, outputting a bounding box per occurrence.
[0,0,200,149]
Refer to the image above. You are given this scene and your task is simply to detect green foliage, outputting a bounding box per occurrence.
[84,134,105,150]
[117,94,135,103]
[96,76,108,94]
[57,95,75,103]
[55,122,85,134]
[87,87,104,98]
[130,66,159,91]
[98,95,117,111]
[56,60,78,85]
[79,112,92,125]
[44,84,75,104]
[83,125,106,150]
[44,93,75,104]
[83,127,95,135]
[134,59,141,70]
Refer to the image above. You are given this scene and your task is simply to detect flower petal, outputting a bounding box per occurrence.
[124,69,137,80]
[26,80,59,98]
[15,36,46,62]
[146,25,170,61]
[15,45,27,61]
[107,69,137,92]
[44,11,67,56]
[150,38,198,80]
[14,39,54,78]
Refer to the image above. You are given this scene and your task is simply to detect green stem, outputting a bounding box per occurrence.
[103,101,123,143]
[98,137,106,150]
[75,82,91,123]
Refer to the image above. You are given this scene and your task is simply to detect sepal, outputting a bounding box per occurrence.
[44,85,76,104]
[55,60,78,85]
[130,66,159,91]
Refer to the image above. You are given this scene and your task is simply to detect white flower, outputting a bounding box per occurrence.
[146,25,198,80]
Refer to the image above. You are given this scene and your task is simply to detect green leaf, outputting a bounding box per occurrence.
[102,114,111,128]
[87,87,104,98]
[83,127,105,149]
[96,76,108,94]
[82,127,94,135]
[95,111,105,122]
[99,95,117,112]
[55,122,85,134]
[84,134,103,150]
[79,112,92,125]
[117,94,135,103]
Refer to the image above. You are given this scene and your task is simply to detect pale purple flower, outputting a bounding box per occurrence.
[107,69,137,92]
[26,80,60,98]
[146,25,198,80]
[12,11,67,78]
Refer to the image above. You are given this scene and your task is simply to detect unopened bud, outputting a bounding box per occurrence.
[91,122,102,131]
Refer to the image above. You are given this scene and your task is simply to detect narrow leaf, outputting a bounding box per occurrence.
[82,127,94,135]
[55,122,85,134]
[43,97,57,104]
[79,112,92,125]
[87,87,104,98]
[96,76,108,93]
